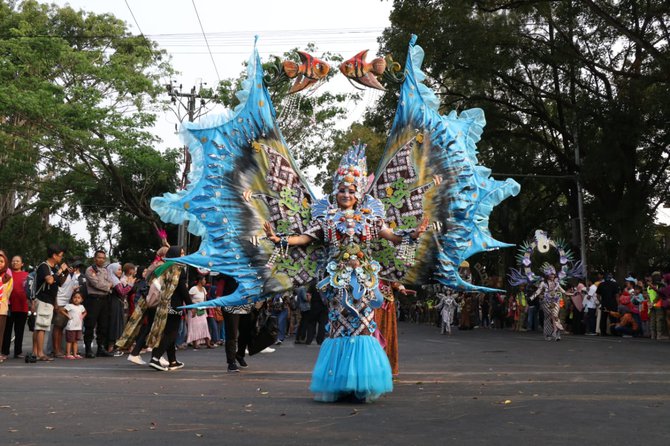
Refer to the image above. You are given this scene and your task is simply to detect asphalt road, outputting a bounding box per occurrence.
[2,323,669,446]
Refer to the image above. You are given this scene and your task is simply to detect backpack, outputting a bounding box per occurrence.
[24,262,48,300]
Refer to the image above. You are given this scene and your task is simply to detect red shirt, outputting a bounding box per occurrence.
[9,271,29,313]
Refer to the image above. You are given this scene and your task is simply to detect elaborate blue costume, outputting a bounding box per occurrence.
[151,35,520,401]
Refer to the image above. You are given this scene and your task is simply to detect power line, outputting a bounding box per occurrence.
[124,0,144,36]
[191,0,220,83]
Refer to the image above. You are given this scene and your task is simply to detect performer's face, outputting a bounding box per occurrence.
[336,184,357,210]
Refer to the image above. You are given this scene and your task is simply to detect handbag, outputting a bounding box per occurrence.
[145,279,161,308]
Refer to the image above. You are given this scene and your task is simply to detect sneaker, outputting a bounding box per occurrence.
[127,355,146,366]
[228,363,240,373]
[113,350,124,357]
[260,347,275,353]
[275,340,283,346]
[149,358,168,371]
[168,361,184,370]
[85,351,96,359]
[236,356,248,368]
[159,357,170,367]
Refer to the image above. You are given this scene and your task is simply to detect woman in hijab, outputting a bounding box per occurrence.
[106,262,134,355]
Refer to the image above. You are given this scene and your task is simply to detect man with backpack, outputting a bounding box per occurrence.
[28,244,69,363]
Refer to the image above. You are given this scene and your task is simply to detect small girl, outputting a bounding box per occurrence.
[64,292,87,359]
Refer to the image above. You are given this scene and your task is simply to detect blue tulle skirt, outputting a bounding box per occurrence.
[310,335,393,402]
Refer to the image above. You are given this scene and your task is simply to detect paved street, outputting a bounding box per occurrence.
[2,323,669,445]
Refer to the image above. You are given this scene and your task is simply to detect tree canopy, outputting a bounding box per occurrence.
[0,0,178,264]
[371,0,670,278]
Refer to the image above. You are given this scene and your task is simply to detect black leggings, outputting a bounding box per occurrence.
[130,308,156,356]
[2,312,28,357]
[223,312,251,364]
[151,313,181,364]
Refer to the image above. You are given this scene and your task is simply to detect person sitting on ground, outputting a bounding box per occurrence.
[609,295,639,337]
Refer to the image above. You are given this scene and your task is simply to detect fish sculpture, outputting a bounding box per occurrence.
[282,51,330,93]
[339,49,387,90]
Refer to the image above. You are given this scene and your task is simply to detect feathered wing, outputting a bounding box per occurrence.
[370,35,520,292]
[151,39,320,307]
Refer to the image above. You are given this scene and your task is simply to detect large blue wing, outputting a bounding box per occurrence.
[151,39,320,307]
[371,35,520,292]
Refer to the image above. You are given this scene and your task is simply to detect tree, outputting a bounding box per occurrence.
[374,0,670,278]
[0,0,178,256]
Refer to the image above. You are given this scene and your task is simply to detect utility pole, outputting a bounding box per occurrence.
[165,82,216,250]
[573,128,588,276]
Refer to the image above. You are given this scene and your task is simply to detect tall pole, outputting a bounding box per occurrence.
[573,129,588,275]
[166,83,207,251]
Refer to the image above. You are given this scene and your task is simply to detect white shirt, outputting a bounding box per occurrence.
[64,303,86,331]
[56,273,80,307]
[583,284,598,310]
[188,286,206,304]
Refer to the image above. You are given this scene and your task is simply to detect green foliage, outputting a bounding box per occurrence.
[0,0,178,257]
[374,0,670,277]
[0,213,88,268]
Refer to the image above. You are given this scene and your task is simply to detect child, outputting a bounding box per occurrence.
[64,292,87,359]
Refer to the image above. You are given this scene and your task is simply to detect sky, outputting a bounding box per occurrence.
[46,0,394,171]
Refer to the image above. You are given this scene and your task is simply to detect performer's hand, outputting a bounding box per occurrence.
[263,221,280,243]
[411,217,430,240]
[432,174,443,186]
[401,289,417,296]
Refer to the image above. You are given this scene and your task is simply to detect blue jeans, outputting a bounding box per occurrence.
[273,309,288,341]
[527,306,538,331]
[207,318,220,343]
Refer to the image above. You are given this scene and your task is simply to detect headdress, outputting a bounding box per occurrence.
[541,263,556,277]
[333,142,368,202]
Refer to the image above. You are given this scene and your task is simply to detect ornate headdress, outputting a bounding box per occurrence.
[541,263,556,277]
[333,143,368,202]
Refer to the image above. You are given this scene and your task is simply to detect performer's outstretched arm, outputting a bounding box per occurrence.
[263,221,314,247]
[378,217,430,245]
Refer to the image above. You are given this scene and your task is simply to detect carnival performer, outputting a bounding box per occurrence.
[435,287,457,335]
[263,146,428,402]
[116,246,191,371]
[530,266,569,341]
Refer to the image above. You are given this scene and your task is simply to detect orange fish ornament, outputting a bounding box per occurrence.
[339,50,387,90]
[282,51,330,93]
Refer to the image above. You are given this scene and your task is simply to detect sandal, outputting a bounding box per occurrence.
[37,356,55,362]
